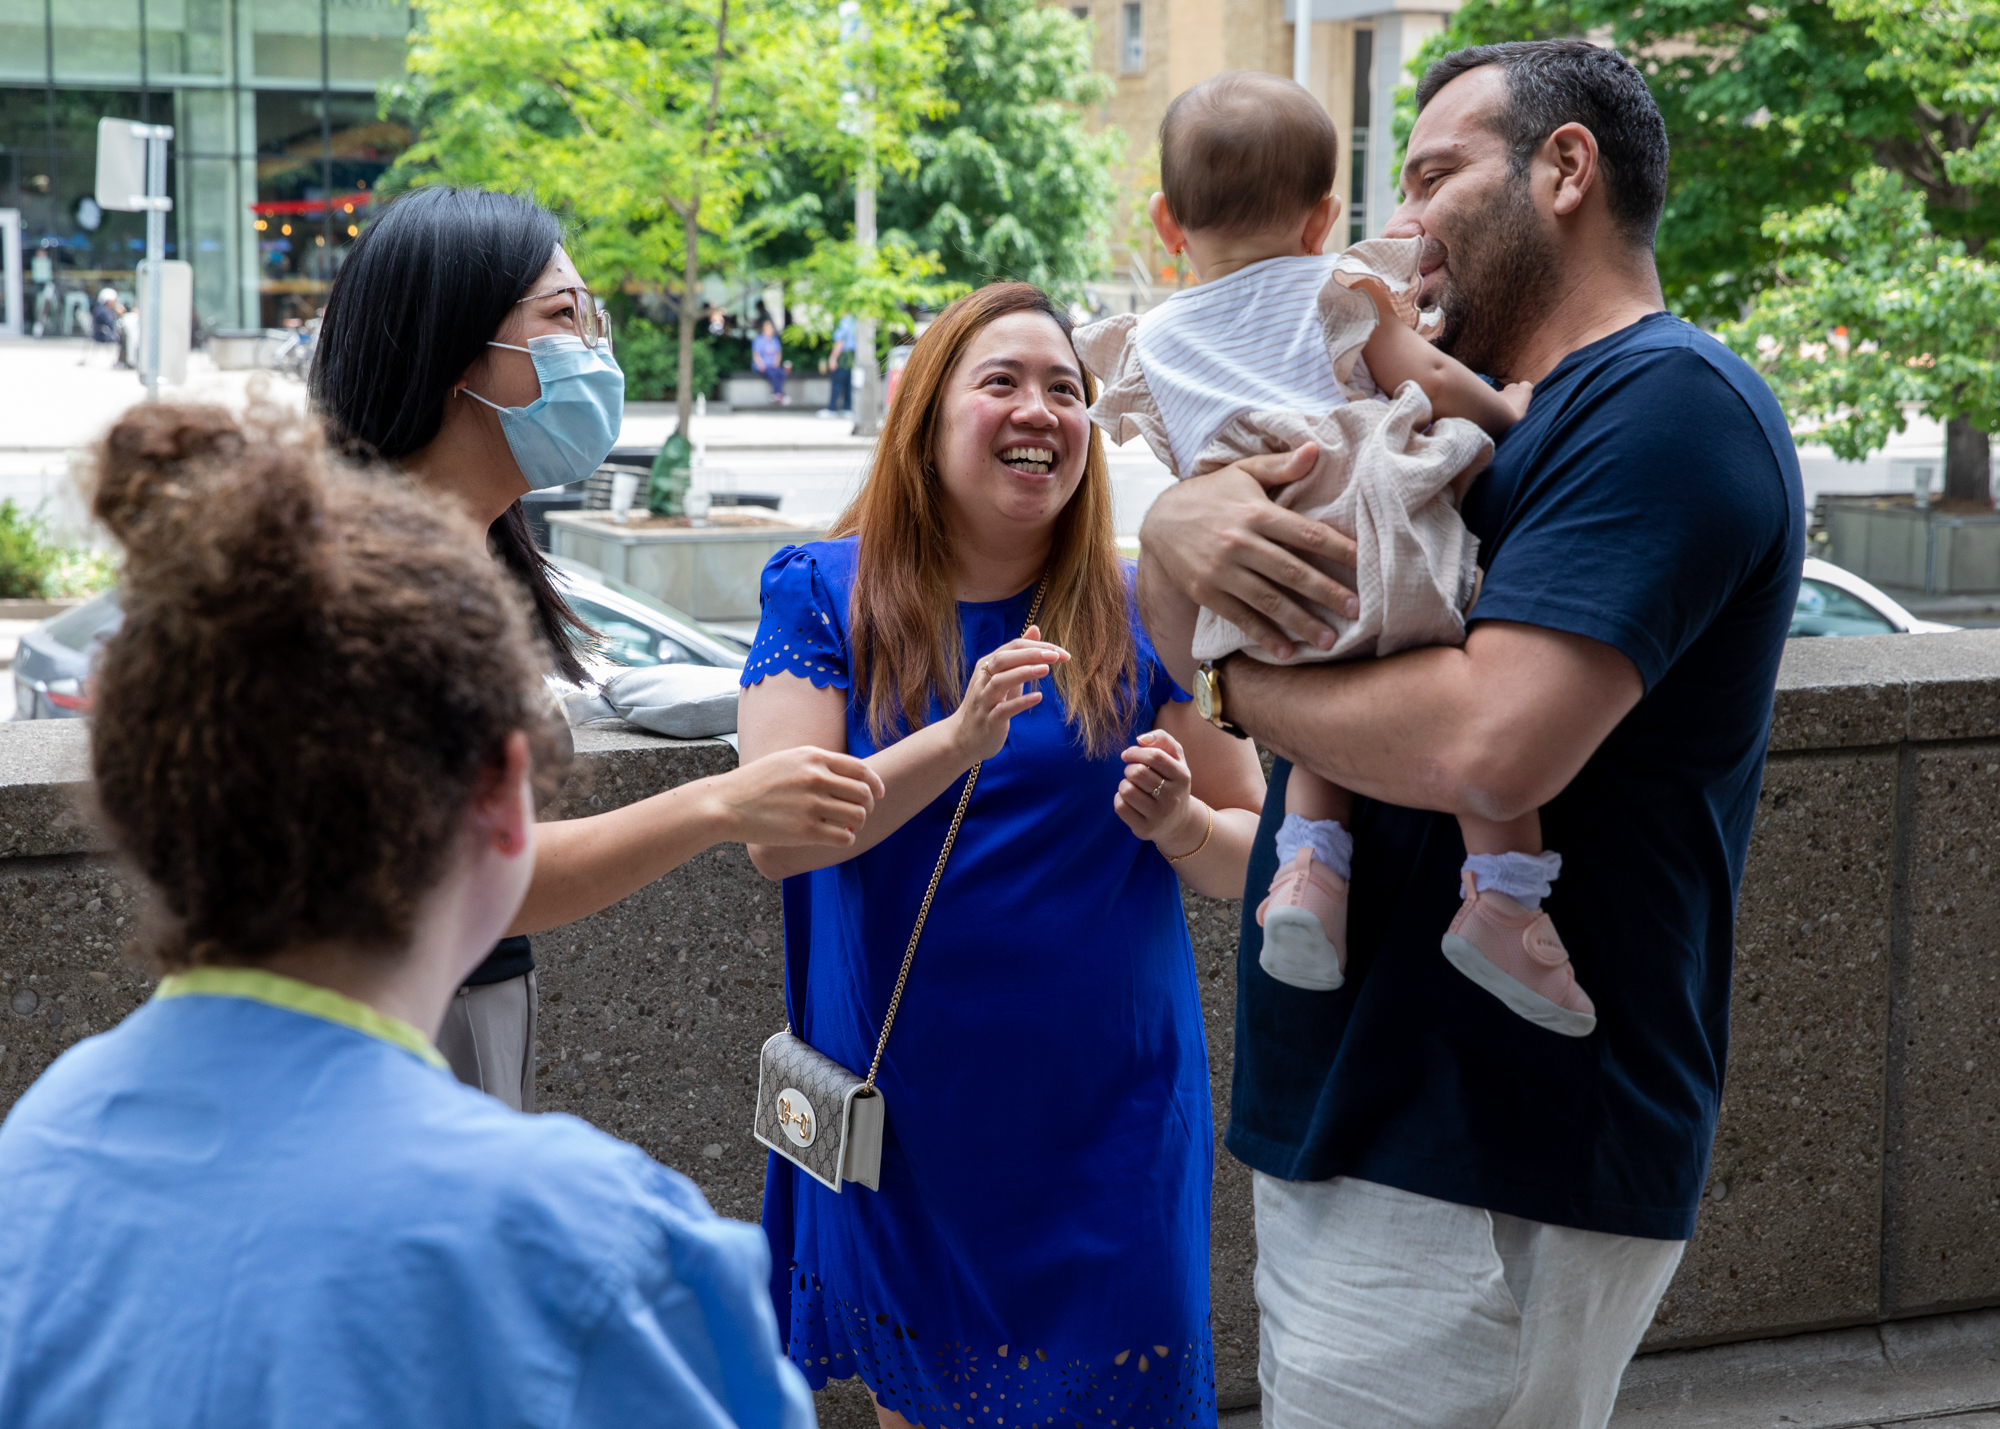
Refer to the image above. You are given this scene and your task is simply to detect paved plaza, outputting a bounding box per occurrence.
[0,336,1176,543]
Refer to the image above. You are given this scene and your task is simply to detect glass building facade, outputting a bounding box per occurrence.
[1,0,411,334]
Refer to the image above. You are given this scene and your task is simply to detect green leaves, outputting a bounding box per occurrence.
[876,0,1118,301]
[1721,169,2000,460]
[385,0,951,304]
[782,233,966,341]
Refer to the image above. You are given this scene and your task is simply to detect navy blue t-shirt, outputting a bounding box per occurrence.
[1227,312,1804,1240]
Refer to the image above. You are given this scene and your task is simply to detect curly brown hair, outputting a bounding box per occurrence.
[89,401,569,971]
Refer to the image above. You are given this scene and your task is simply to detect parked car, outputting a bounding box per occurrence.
[1792,557,1960,638]
[10,565,744,722]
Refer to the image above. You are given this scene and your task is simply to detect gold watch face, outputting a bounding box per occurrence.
[1194,663,1221,724]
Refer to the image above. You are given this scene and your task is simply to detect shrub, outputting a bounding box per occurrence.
[0,500,55,599]
[617,318,721,402]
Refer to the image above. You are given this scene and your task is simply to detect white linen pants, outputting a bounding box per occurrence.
[437,971,537,1111]
[1254,1173,1684,1429]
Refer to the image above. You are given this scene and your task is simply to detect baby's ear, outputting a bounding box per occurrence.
[1147,193,1187,255]
[1302,193,1339,256]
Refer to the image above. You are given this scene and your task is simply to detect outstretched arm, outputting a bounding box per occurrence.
[510,745,883,935]
[1356,283,1531,436]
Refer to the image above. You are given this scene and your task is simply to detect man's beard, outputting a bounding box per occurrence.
[1426,178,1562,380]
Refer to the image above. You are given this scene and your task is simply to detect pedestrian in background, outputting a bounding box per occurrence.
[86,288,121,369]
[0,401,813,1428]
[817,312,856,418]
[739,282,1266,1429]
[752,317,790,405]
[310,185,882,1111]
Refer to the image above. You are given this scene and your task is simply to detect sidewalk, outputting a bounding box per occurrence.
[1211,1306,2000,1429]
[0,340,1176,537]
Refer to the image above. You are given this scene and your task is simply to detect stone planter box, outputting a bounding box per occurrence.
[206,328,288,370]
[1824,498,2000,594]
[545,510,824,623]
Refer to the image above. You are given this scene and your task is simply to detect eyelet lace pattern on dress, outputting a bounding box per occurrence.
[784,1266,1217,1429]
[741,547,850,691]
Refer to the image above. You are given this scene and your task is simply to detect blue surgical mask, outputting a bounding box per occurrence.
[461,333,624,491]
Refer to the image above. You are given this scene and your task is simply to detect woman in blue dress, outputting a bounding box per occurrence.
[738,284,1267,1429]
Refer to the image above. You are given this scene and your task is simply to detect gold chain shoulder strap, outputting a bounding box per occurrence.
[863,572,1049,1090]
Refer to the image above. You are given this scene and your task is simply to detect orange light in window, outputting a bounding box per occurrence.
[315,235,325,246]
[254,218,267,231]
[281,223,291,235]
[347,224,358,237]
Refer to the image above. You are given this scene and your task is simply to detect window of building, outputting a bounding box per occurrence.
[0,0,410,334]
[1071,4,1091,20]
[1121,3,1144,73]
[1349,28,1373,243]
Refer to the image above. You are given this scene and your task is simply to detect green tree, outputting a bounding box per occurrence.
[385,0,949,436]
[1412,0,2000,498]
[752,0,1117,317]
[1720,169,2000,494]
[883,0,1118,299]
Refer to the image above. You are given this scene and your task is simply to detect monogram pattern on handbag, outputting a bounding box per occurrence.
[756,1030,870,1192]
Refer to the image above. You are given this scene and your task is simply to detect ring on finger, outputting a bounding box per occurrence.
[1152,776,1168,798]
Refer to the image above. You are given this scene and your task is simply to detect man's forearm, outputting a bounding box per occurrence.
[1225,623,1643,825]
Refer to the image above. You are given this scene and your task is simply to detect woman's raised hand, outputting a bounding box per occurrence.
[1114,729,1201,851]
[947,626,1070,764]
[716,745,886,848]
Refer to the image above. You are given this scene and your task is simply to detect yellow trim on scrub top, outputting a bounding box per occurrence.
[154,966,449,1070]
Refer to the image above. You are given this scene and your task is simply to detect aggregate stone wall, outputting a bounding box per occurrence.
[4,631,2000,1422]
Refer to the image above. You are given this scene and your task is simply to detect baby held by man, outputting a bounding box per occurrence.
[1076,70,1595,1036]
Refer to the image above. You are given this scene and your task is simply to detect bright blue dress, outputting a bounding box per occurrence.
[743,538,1217,1429]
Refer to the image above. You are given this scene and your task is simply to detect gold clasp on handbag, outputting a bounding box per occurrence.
[777,1090,816,1147]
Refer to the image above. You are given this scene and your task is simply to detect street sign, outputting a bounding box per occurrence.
[95,119,167,213]
[93,117,174,397]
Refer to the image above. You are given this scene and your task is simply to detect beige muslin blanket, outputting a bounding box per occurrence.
[1075,237,1489,665]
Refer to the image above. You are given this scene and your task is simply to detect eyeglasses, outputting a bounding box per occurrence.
[517,285,613,350]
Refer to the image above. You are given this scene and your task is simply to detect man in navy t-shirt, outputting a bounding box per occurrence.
[1138,40,1803,1429]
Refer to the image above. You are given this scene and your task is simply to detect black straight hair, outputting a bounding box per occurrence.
[312,185,593,682]
[1415,39,1669,249]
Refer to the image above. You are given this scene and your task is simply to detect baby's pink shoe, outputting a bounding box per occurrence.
[1440,872,1596,1036]
[1257,850,1348,991]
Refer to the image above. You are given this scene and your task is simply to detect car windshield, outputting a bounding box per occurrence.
[1791,579,1897,638]
[592,574,750,654]
[40,591,123,653]
[566,593,708,668]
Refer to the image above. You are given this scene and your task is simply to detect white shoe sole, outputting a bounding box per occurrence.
[1260,908,1345,991]
[1440,934,1597,1037]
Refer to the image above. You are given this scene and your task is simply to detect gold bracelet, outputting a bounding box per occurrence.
[1165,802,1215,864]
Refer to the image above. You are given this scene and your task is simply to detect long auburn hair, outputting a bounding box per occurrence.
[830,283,1138,758]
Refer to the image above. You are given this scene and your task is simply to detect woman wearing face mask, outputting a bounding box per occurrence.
[312,186,884,1109]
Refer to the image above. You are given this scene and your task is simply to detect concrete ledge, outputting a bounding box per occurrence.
[3,630,1999,1424]
[1611,1307,2000,1428]
[1770,630,2000,751]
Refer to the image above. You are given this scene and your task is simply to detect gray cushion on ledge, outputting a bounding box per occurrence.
[601,664,741,738]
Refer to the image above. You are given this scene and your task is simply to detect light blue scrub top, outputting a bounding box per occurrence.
[0,967,814,1429]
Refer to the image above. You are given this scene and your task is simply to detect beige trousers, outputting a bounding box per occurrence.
[436,971,537,1112]
[1254,1173,1684,1429]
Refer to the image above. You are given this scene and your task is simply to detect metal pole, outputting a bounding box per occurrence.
[851,179,879,438]
[142,125,172,400]
[1293,0,1311,88]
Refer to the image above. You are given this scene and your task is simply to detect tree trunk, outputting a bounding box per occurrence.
[677,201,700,438]
[1944,416,1992,506]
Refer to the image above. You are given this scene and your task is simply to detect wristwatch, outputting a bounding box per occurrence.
[1191,660,1247,739]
